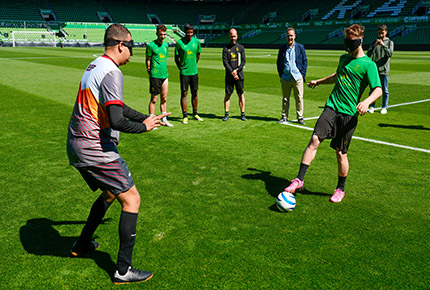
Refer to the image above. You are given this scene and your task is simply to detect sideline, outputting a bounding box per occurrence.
[283,99,430,154]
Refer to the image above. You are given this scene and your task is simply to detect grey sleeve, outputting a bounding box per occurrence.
[101,70,124,106]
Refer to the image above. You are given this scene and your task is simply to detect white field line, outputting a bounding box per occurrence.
[284,99,430,154]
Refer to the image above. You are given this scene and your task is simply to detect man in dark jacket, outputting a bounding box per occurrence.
[276,27,307,125]
[222,28,246,121]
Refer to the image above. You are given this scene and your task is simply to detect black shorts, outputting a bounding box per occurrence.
[76,157,135,195]
[225,76,244,95]
[313,106,358,154]
[149,77,167,96]
[180,74,198,92]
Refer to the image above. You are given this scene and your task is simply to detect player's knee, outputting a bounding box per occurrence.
[309,135,321,149]
[150,95,159,103]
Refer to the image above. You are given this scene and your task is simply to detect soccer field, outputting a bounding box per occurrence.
[0,46,429,289]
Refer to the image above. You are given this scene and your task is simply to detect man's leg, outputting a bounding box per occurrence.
[159,79,168,114]
[279,78,292,123]
[115,185,140,274]
[381,75,389,113]
[285,134,321,193]
[191,90,203,121]
[238,93,245,113]
[113,185,153,284]
[71,190,114,256]
[181,90,189,124]
[159,79,173,127]
[331,149,349,203]
[293,78,304,124]
[148,94,158,115]
[223,93,231,121]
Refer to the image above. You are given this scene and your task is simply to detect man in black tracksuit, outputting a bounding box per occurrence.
[222,28,246,121]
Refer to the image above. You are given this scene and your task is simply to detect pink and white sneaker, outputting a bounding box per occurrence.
[330,188,345,203]
[284,178,304,193]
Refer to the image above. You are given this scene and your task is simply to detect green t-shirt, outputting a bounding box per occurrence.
[175,37,201,76]
[146,40,169,79]
[326,54,381,116]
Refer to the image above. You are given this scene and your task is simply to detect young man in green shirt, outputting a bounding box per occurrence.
[175,23,203,124]
[284,24,382,203]
[146,24,173,127]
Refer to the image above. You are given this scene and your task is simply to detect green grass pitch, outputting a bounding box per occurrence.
[0,46,429,289]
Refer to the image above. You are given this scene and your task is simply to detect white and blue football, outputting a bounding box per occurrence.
[276,191,296,212]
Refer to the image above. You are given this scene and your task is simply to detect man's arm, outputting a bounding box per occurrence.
[174,44,181,69]
[307,73,337,88]
[123,104,148,122]
[222,47,233,73]
[276,46,284,78]
[300,44,308,80]
[108,104,170,132]
[146,55,151,75]
[107,104,147,133]
[196,53,200,64]
[356,87,382,115]
[367,40,376,57]
[383,39,394,58]
[237,45,246,72]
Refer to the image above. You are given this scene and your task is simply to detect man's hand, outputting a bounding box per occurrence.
[356,101,369,116]
[143,112,171,131]
[307,80,319,89]
[231,69,239,80]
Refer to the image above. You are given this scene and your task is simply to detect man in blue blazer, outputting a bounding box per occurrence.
[276,27,307,125]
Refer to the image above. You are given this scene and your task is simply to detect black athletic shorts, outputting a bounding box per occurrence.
[225,76,244,95]
[77,157,135,195]
[149,77,167,96]
[313,106,358,154]
[180,74,198,92]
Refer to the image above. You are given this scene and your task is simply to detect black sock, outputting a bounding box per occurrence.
[225,111,229,116]
[193,109,198,116]
[337,176,347,191]
[183,111,188,118]
[297,163,309,181]
[241,112,245,116]
[117,211,138,275]
[77,195,112,247]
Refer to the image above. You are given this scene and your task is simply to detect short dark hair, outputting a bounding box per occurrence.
[104,23,131,46]
[157,24,167,33]
[378,24,388,31]
[184,23,193,32]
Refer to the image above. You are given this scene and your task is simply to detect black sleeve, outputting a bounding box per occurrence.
[222,47,233,73]
[107,104,147,133]
[123,104,148,123]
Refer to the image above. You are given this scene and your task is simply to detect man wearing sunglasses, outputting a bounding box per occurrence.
[67,23,168,284]
[283,24,382,203]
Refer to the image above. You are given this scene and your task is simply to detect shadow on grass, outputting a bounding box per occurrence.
[378,123,430,130]
[20,218,116,279]
[167,113,278,122]
[241,168,331,212]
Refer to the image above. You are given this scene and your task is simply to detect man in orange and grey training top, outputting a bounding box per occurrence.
[67,23,169,285]
[222,28,246,121]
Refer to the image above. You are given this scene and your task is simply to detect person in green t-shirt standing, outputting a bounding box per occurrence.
[175,23,203,124]
[146,24,173,127]
[283,24,382,203]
